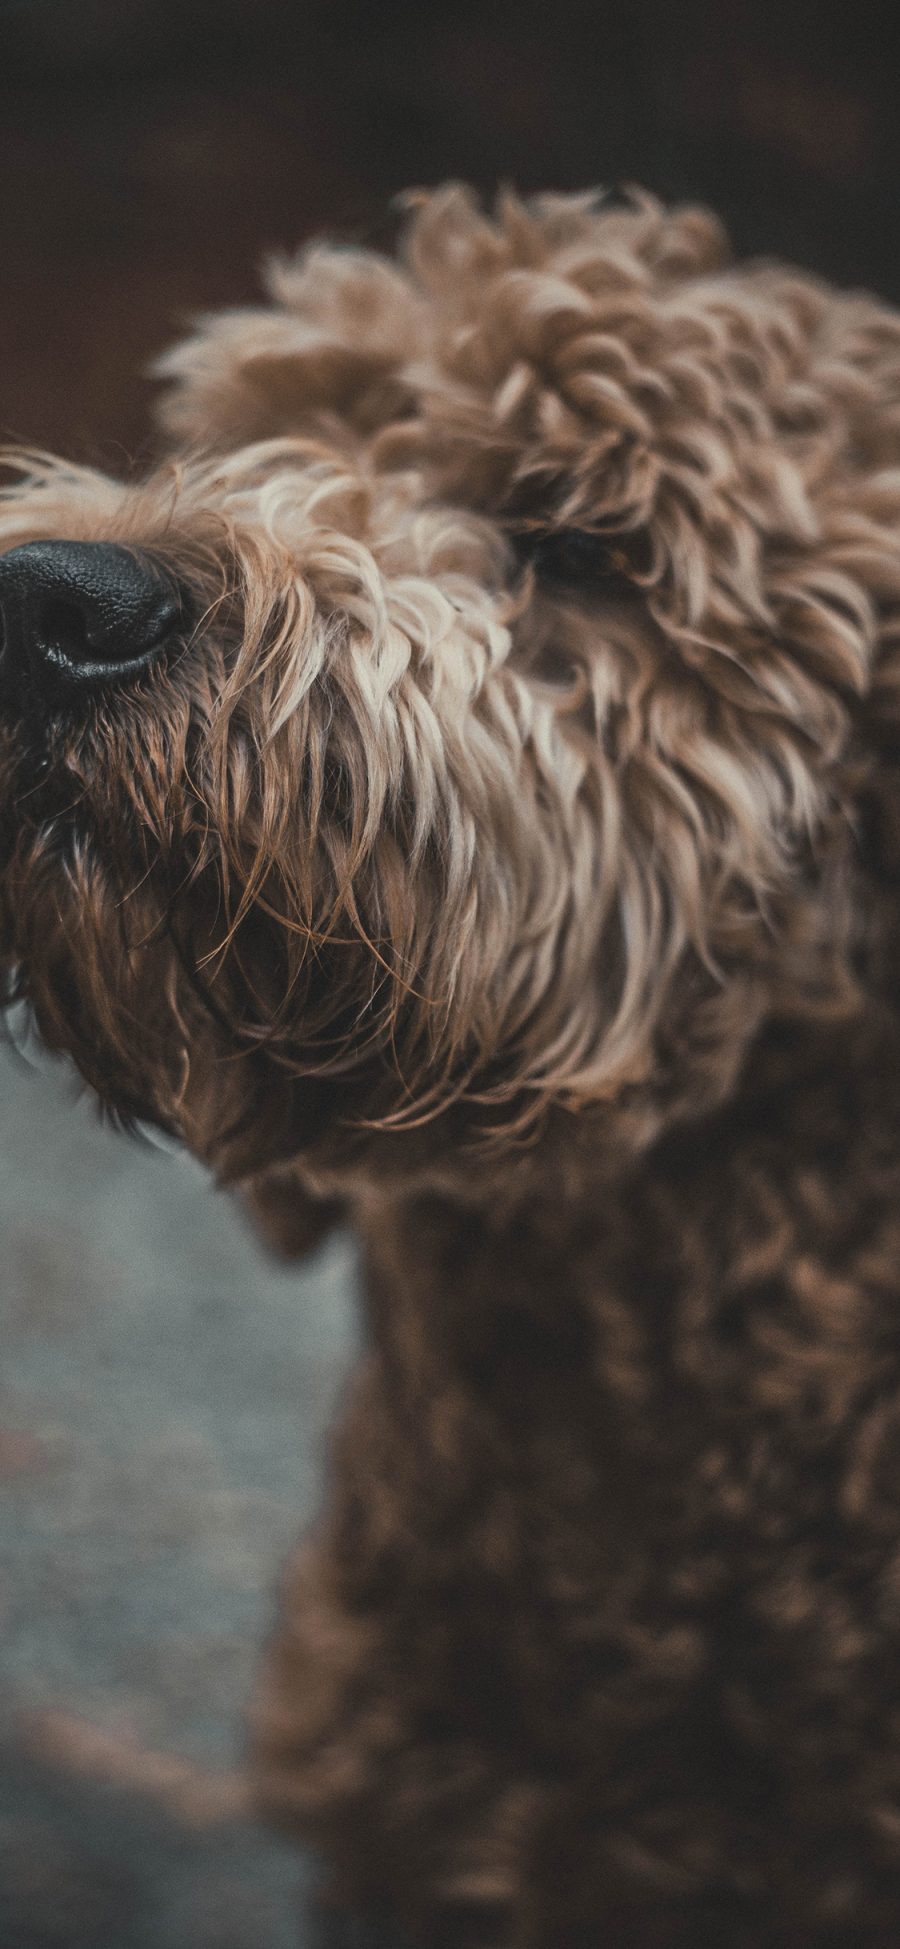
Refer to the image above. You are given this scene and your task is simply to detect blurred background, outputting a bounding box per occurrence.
[3,0,900,462]
[1,1,899,1943]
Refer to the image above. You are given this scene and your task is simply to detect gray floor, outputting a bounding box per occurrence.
[0,1031,364,1947]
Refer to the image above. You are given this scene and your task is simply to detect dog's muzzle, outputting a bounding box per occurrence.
[0,541,184,701]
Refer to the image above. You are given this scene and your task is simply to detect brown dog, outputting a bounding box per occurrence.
[4,187,900,1945]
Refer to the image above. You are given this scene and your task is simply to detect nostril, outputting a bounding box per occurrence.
[36,597,92,667]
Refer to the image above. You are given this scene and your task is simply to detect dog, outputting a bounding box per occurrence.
[4,184,900,1945]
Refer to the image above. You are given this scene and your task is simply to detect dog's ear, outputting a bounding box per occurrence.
[367,187,731,537]
[154,244,425,451]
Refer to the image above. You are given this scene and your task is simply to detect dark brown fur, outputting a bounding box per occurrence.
[5,188,900,1942]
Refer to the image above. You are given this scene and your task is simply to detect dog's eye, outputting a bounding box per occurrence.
[512,529,636,591]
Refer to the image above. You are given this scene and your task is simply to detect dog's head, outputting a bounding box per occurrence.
[0,189,891,1205]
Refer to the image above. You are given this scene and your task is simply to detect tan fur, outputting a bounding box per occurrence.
[5,188,900,1942]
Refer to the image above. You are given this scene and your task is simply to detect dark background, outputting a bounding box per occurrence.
[2,0,899,461]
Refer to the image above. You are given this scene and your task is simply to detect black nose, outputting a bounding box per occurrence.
[0,541,184,698]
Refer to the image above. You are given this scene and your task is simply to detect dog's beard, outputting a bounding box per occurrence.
[0,643,438,1180]
[0,670,202,1131]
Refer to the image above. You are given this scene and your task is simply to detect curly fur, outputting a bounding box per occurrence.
[5,187,900,1942]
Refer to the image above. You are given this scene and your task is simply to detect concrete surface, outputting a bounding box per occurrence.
[0,1030,380,1948]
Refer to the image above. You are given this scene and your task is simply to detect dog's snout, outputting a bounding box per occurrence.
[0,541,184,698]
